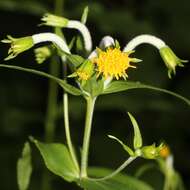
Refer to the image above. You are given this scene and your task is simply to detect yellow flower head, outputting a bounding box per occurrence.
[93,48,137,80]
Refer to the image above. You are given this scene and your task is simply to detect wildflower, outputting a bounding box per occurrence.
[159,46,188,78]
[93,48,139,80]
[1,35,34,60]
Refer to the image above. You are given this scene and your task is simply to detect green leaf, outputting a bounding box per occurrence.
[66,54,85,68]
[82,75,104,97]
[103,81,190,106]
[17,142,32,190]
[59,81,82,96]
[128,113,143,149]
[80,167,153,190]
[0,64,82,96]
[76,36,84,52]
[108,135,134,156]
[81,6,89,24]
[31,139,79,182]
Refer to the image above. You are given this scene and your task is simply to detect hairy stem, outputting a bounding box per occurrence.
[80,97,96,178]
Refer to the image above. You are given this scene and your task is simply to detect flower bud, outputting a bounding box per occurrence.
[41,13,69,28]
[34,46,51,64]
[141,143,164,159]
[1,35,34,60]
[159,46,188,78]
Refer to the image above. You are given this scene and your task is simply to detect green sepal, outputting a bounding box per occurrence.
[17,142,32,190]
[103,81,190,106]
[108,135,134,156]
[128,112,143,149]
[115,40,120,49]
[31,138,79,182]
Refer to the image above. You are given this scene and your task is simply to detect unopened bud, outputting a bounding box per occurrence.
[141,143,164,159]
[34,46,51,64]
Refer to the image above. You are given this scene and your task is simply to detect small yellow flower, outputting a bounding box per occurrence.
[93,48,138,80]
[76,71,90,81]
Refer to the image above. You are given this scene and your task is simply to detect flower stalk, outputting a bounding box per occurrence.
[80,97,96,178]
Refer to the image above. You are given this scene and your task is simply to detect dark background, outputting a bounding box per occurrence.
[0,0,189,190]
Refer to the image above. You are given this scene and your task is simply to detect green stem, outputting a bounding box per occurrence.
[88,156,137,181]
[63,93,79,171]
[80,97,96,178]
[44,56,59,141]
[41,1,63,190]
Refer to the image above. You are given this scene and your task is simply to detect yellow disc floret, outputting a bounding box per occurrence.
[76,71,90,81]
[93,48,136,80]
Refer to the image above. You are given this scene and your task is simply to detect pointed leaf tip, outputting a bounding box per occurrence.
[128,112,143,150]
[108,134,134,156]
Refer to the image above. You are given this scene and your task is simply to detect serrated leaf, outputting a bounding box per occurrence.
[0,64,82,96]
[108,135,134,156]
[103,81,190,106]
[80,167,154,190]
[17,142,32,190]
[32,139,79,182]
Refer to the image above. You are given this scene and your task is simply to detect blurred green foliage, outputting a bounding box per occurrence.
[0,0,189,190]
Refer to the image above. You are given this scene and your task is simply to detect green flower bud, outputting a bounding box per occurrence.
[68,59,95,81]
[1,35,34,60]
[141,143,164,159]
[159,46,188,78]
[34,46,51,64]
[41,13,69,28]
